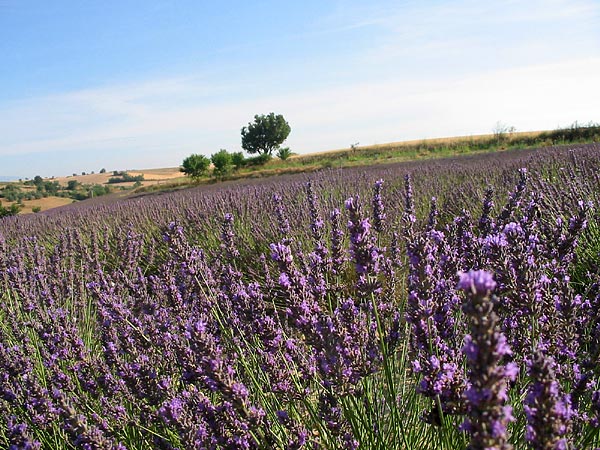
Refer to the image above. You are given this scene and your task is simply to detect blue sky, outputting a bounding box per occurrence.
[1,0,599,178]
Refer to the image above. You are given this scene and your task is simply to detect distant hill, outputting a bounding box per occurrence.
[0,176,20,182]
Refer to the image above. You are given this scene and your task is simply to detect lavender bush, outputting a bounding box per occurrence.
[1,143,600,448]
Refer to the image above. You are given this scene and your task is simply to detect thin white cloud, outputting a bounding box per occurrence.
[319,0,599,69]
[1,57,598,164]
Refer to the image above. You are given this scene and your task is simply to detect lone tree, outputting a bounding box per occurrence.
[181,154,210,181]
[241,113,291,156]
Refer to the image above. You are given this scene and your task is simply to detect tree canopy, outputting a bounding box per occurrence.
[180,154,210,181]
[211,149,233,178]
[241,113,291,156]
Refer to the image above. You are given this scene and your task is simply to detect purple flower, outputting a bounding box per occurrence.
[372,179,386,233]
[524,352,573,449]
[6,418,41,450]
[278,272,292,289]
[344,195,384,295]
[458,270,497,296]
[461,269,515,449]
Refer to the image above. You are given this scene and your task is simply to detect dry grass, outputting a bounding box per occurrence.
[294,130,544,159]
[53,173,112,186]
[52,167,183,187]
[128,167,182,180]
[0,197,74,214]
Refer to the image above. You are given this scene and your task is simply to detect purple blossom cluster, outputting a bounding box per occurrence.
[459,270,517,450]
[524,352,573,449]
[1,143,600,448]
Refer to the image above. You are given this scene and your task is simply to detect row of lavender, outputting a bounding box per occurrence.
[1,143,599,448]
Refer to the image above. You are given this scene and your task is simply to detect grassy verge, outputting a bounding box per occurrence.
[138,123,600,195]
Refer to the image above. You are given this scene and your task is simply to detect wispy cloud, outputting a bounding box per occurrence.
[317,0,599,71]
[2,56,598,169]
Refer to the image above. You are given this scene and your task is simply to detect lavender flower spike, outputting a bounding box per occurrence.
[345,196,383,287]
[6,417,41,450]
[372,179,386,234]
[524,352,573,449]
[460,270,516,450]
[458,270,497,297]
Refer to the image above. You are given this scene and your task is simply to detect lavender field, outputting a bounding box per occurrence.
[1,143,600,449]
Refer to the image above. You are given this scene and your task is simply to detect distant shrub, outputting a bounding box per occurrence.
[276,147,292,160]
[244,153,272,167]
[89,184,110,197]
[107,173,144,184]
[0,203,20,217]
[67,180,80,190]
[0,185,21,200]
[32,206,42,213]
[41,181,60,195]
[211,149,233,178]
[231,151,246,169]
[181,154,210,181]
[70,192,89,201]
[100,168,106,174]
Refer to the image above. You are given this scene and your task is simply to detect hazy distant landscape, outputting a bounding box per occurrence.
[2,124,598,217]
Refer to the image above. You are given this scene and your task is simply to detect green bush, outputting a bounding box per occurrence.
[0,203,20,218]
[180,154,211,181]
[211,149,233,178]
[107,173,145,184]
[276,147,292,160]
[67,180,80,190]
[89,184,110,197]
[244,153,272,167]
[231,151,246,169]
